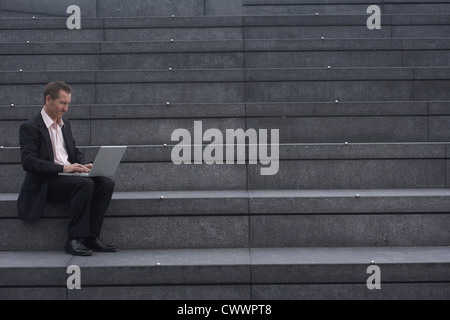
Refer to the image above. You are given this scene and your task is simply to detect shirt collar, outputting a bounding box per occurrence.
[41,108,64,128]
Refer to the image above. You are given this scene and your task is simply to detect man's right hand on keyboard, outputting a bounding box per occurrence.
[63,163,90,173]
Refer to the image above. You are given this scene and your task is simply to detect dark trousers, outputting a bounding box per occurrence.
[47,176,115,239]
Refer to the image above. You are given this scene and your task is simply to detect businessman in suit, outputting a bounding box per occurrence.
[17,81,118,256]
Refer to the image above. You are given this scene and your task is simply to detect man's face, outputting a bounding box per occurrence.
[45,90,71,121]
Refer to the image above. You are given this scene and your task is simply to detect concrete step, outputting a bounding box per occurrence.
[1,14,448,42]
[0,0,98,18]
[1,246,449,299]
[0,71,244,105]
[0,27,241,43]
[2,141,449,163]
[245,38,450,68]
[0,113,440,146]
[2,101,448,119]
[0,40,244,71]
[243,0,450,15]
[245,67,450,102]
[1,67,449,105]
[243,15,450,39]
[1,14,446,30]
[2,101,450,147]
[1,38,448,71]
[1,189,450,250]
[3,0,449,18]
[1,38,447,56]
[0,16,243,42]
[4,188,450,218]
[1,142,449,192]
[2,101,448,121]
[0,0,210,18]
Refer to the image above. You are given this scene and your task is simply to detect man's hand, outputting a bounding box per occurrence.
[63,163,91,173]
[84,163,93,169]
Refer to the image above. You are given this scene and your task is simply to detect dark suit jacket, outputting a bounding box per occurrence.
[17,112,88,220]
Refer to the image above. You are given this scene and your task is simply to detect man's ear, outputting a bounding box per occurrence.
[45,95,52,104]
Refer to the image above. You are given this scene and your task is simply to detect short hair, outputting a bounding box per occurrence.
[44,81,72,104]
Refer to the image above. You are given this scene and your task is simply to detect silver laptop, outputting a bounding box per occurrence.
[59,146,127,177]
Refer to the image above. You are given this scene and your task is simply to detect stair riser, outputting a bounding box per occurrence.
[2,26,448,43]
[1,143,448,164]
[0,286,249,300]
[0,216,249,251]
[0,83,244,105]
[0,28,242,42]
[3,0,449,17]
[0,0,204,18]
[244,3,450,15]
[1,102,447,119]
[1,158,447,192]
[3,81,449,106]
[3,116,447,147]
[252,283,450,300]
[244,26,450,39]
[246,80,450,102]
[1,213,449,251]
[3,190,450,218]
[0,54,244,71]
[250,214,450,247]
[245,51,450,68]
[1,51,448,71]
[2,277,450,300]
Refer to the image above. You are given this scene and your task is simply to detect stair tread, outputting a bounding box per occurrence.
[3,188,450,202]
[1,246,449,287]
[2,246,450,268]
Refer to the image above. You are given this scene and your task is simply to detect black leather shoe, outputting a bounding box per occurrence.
[83,237,118,252]
[65,238,93,256]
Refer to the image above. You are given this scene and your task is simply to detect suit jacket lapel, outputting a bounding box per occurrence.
[35,113,55,162]
[61,123,75,163]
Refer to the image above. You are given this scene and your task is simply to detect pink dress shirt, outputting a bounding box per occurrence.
[41,108,71,166]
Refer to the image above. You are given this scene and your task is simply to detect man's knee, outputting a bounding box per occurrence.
[99,177,115,193]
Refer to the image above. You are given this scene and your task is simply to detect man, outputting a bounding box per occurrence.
[17,81,118,256]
